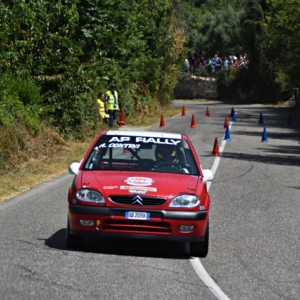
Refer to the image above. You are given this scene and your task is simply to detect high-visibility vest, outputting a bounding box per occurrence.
[105,90,119,110]
[97,99,109,118]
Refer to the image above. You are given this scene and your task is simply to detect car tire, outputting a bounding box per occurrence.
[189,221,209,257]
[66,221,84,248]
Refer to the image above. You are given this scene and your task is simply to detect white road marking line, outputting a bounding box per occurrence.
[190,258,231,300]
[189,121,233,300]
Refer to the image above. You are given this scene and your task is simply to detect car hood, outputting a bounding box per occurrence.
[80,171,199,197]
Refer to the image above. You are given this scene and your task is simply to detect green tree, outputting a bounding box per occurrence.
[0,0,183,136]
[176,0,245,59]
[263,0,300,89]
[238,0,295,102]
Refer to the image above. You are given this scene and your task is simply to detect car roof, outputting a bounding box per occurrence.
[105,130,182,139]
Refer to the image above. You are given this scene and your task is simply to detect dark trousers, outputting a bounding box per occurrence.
[108,110,118,127]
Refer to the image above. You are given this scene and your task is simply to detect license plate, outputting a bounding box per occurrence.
[125,211,150,220]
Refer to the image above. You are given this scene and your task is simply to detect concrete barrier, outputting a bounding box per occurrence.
[174,76,218,99]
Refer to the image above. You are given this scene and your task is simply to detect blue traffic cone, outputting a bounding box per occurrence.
[258,112,264,124]
[261,127,269,143]
[287,113,292,125]
[224,125,231,141]
[231,110,237,122]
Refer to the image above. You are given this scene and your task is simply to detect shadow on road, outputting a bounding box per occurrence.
[232,129,300,140]
[222,147,300,166]
[44,229,190,259]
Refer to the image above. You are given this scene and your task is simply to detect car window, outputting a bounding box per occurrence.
[83,135,199,175]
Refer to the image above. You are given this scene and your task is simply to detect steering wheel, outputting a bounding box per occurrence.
[153,162,190,174]
[154,162,181,170]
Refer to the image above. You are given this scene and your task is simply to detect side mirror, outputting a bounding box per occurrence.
[69,162,80,175]
[202,169,213,181]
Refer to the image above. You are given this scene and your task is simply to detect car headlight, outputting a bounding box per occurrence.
[76,189,105,204]
[169,195,200,208]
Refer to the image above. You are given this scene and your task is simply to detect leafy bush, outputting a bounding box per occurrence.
[0,71,43,106]
[0,0,182,137]
[0,72,42,134]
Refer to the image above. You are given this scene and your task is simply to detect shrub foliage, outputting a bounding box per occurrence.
[0,0,182,137]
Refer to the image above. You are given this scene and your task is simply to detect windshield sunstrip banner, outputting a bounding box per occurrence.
[97,136,181,148]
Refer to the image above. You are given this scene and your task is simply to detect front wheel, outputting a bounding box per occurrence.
[66,220,84,248]
[189,221,209,257]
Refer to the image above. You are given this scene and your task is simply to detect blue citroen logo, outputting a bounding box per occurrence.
[132,195,143,205]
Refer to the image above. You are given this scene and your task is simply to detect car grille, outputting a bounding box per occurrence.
[103,220,171,233]
[109,195,166,206]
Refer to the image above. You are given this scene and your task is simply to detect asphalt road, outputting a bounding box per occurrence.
[0,102,299,300]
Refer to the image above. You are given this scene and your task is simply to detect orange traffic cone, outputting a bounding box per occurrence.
[230,107,234,117]
[181,105,186,116]
[211,137,220,156]
[205,106,210,116]
[223,116,229,129]
[190,114,197,128]
[117,109,126,126]
[159,115,165,128]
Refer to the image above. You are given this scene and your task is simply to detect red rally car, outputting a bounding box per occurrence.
[67,130,213,257]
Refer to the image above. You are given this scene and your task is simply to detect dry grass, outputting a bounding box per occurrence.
[0,105,181,203]
[126,105,181,126]
[0,139,92,203]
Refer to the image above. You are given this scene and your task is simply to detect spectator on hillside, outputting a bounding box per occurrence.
[183,58,190,74]
[105,83,119,127]
[238,57,246,68]
[206,57,212,74]
[233,56,239,67]
[202,57,208,70]
[192,56,201,73]
[216,57,222,72]
[228,56,234,67]
[211,54,219,76]
[96,92,109,124]
[223,57,229,68]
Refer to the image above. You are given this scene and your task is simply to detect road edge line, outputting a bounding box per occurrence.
[190,257,231,300]
[189,121,233,300]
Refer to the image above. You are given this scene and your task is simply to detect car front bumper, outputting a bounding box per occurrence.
[68,204,208,242]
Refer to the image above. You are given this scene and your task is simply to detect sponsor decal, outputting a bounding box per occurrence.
[109,137,131,142]
[98,136,181,149]
[103,185,118,189]
[135,137,181,145]
[120,185,157,192]
[108,143,140,149]
[108,136,181,145]
[124,177,154,186]
[97,142,140,149]
[128,190,147,195]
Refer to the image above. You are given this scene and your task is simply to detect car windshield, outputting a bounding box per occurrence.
[83,133,199,175]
